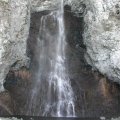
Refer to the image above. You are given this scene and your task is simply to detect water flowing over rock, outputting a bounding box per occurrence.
[27,0,75,117]
[0,0,84,91]
[0,0,120,118]
[0,0,120,108]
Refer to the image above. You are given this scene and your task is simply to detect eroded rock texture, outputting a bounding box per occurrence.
[0,0,10,91]
[84,0,120,83]
[0,0,30,91]
[0,0,120,91]
[0,0,84,91]
[20,0,120,85]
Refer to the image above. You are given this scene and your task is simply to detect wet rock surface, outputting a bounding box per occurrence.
[0,0,84,92]
[0,0,120,103]
[64,8,120,117]
[1,9,120,118]
[0,92,13,115]
[30,0,120,86]
[3,67,31,115]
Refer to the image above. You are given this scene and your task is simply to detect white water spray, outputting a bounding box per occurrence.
[27,0,75,117]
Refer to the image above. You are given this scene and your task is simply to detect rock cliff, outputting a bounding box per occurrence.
[84,0,120,83]
[0,0,30,91]
[0,0,83,91]
[0,0,120,91]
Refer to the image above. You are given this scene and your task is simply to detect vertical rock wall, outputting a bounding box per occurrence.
[84,0,120,83]
[0,0,30,91]
[1,0,120,91]
[0,0,11,91]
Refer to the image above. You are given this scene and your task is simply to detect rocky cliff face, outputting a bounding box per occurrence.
[30,0,120,84]
[0,0,84,91]
[84,0,120,83]
[0,0,120,91]
[0,0,30,91]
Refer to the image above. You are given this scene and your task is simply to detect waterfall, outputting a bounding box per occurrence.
[27,0,75,117]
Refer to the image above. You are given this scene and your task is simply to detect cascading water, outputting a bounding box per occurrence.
[27,0,75,117]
